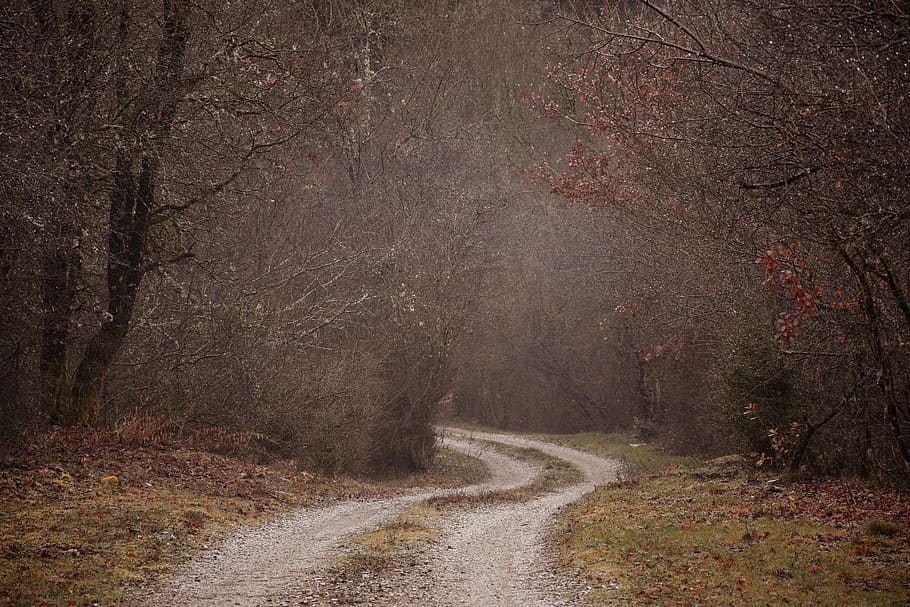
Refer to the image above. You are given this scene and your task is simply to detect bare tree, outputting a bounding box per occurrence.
[2,0,345,426]
[540,1,910,475]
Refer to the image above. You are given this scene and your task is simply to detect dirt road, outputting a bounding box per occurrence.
[141,429,619,606]
[396,428,621,606]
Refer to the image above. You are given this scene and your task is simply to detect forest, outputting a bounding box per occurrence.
[2,0,908,487]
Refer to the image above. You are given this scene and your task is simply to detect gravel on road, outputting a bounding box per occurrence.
[141,429,620,607]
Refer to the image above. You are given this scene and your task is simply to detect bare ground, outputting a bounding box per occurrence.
[139,429,619,607]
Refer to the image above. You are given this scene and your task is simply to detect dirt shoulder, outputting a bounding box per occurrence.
[551,438,910,606]
[0,428,485,607]
[139,436,541,607]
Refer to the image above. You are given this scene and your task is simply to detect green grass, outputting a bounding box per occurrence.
[532,431,696,475]
[554,450,910,606]
[334,436,585,580]
[340,502,444,575]
[428,440,583,509]
[377,446,491,490]
[444,427,910,606]
[443,424,695,475]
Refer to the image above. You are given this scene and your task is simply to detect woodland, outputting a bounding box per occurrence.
[1,0,908,487]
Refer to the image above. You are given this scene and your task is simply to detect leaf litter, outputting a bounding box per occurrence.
[556,452,910,607]
[0,426,467,607]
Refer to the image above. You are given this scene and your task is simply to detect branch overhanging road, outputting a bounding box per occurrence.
[140,429,620,606]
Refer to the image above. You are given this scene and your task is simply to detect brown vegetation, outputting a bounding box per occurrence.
[0,0,906,524]
[0,424,485,606]
[557,439,910,606]
[456,0,910,487]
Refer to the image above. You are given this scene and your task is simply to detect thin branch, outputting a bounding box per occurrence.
[638,0,707,52]
[556,11,784,88]
[740,166,820,190]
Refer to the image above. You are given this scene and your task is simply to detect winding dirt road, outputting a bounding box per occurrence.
[405,429,621,607]
[140,429,619,607]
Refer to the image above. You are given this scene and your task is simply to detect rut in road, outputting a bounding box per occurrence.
[140,436,537,607]
[142,430,620,607]
[407,429,622,607]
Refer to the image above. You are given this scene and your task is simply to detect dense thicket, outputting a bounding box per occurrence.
[2,0,907,485]
[526,0,909,484]
[1,0,536,472]
[450,0,909,487]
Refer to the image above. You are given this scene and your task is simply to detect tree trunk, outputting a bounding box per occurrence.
[67,0,189,424]
[70,155,155,422]
[40,215,81,424]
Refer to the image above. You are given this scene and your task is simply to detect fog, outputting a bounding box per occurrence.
[2,0,908,484]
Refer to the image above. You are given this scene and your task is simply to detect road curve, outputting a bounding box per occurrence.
[414,427,622,607]
[139,436,538,607]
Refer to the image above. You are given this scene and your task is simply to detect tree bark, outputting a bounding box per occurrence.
[70,154,152,422]
[40,214,81,423]
[68,0,189,424]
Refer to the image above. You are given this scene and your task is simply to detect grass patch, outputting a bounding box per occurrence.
[341,503,444,575]
[332,436,584,578]
[427,440,583,509]
[378,446,490,491]
[865,519,903,538]
[534,431,696,476]
[0,430,486,607]
[556,459,910,606]
[443,424,694,475]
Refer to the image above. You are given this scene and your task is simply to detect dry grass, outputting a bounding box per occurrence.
[0,427,485,607]
[333,437,584,579]
[553,436,910,606]
[427,441,583,509]
[532,431,696,476]
[377,445,490,491]
[341,503,445,574]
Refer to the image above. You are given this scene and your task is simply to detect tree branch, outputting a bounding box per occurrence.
[557,10,783,87]
[740,166,819,190]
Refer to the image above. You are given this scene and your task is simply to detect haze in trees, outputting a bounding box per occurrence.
[537,0,909,481]
[2,0,907,485]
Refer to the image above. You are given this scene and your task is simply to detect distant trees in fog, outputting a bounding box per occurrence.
[2,0,906,484]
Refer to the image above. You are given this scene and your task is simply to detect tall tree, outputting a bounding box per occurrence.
[3,0,342,425]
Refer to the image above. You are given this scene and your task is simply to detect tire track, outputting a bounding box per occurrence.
[414,428,621,607]
[139,437,537,607]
